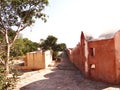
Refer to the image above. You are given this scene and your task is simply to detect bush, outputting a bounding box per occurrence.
[0,65,17,90]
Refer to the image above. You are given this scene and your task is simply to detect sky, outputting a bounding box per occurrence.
[21,0,120,48]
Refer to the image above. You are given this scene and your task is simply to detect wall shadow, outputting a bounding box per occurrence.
[20,68,120,90]
[20,52,120,90]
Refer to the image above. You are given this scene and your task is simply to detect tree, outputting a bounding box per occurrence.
[10,38,25,57]
[57,43,66,51]
[22,38,40,54]
[0,0,49,74]
[0,29,16,64]
[0,30,39,58]
[40,35,66,59]
[11,38,40,57]
[40,35,57,50]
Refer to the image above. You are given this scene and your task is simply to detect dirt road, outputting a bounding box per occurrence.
[15,52,120,90]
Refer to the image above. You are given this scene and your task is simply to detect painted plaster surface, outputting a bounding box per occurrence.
[67,30,120,84]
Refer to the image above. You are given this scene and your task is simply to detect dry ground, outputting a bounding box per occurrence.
[14,52,120,90]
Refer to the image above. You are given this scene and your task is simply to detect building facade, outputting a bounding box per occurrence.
[17,50,53,70]
[67,30,120,84]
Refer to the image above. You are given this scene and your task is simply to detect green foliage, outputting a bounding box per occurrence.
[22,38,39,54]
[40,35,66,51]
[11,38,40,57]
[40,35,66,59]
[0,29,17,59]
[0,0,49,74]
[0,29,16,45]
[0,0,49,58]
[10,38,25,57]
[0,0,48,30]
[56,43,66,51]
[0,29,40,57]
[0,65,17,90]
[40,35,57,50]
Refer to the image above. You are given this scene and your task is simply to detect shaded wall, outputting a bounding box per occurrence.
[71,44,80,69]
[44,50,53,68]
[114,30,120,83]
[17,50,52,70]
[80,33,89,78]
[66,30,120,84]
[66,48,73,63]
[88,39,116,83]
[69,32,89,78]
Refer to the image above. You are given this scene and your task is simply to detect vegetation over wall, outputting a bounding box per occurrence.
[40,35,66,59]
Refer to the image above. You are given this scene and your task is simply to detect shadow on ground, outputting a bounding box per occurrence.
[20,52,120,90]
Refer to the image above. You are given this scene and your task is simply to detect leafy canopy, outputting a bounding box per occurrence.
[0,0,48,32]
[40,35,67,59]
[0,0,49,74]
[40,35,66,51]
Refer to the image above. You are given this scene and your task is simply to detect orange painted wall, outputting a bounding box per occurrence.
[67,30,120,84]
[17,50,52,70]
[72,45,80,69]
[88,39,116,83]
[71,44,86,75]
[66,48,73,63]
[114,31,120,83]
[70,35,89,78]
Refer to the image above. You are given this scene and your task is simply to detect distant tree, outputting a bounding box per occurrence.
[0,0,49,74]
[0,29,39,57]
[10,37,40,57]
[40,35,57,50]
[40,35,66,59]
[56,43,66,51]
[23,38,39,54]
[10,38,24,57]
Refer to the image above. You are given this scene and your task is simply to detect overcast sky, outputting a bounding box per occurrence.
[21,0,120,48]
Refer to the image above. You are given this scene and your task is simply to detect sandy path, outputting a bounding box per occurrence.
[14,52,120,90]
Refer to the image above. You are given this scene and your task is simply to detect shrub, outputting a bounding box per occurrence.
[0,65,17,90]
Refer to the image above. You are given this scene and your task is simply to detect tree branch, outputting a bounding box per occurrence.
[10,5,33,46]
[0,58,5,65]
[10,4,30,46]
[0,17,7,34]
[0,29,5,35]
[10,24,28,46]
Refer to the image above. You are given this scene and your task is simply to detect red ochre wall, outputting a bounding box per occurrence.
[67,30,120,84]
[70,41,89,78]
[70,38,116,83]
[71,44,85,74]
[88,39,116,83]
[115,30,120,83]
[71,44,80,69]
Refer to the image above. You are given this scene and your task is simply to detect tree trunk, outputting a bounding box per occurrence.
[5,44,10,74]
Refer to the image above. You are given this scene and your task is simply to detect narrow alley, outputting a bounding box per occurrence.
[15,52,120,90]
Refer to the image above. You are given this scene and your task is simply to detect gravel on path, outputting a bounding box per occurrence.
[14,52,120,90]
